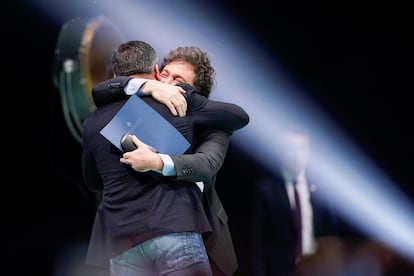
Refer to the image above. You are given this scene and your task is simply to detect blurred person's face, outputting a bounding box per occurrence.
[159,61,196,86]
[277,132,310,178]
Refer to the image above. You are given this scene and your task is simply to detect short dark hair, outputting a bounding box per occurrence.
[111,40,157,76]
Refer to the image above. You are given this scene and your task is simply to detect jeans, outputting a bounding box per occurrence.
[110,232,212,276]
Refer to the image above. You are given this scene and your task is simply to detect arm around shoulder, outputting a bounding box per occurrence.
[190,94,250,132]
[92,76,132,107]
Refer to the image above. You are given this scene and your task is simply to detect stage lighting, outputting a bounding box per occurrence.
[52,16,125,143]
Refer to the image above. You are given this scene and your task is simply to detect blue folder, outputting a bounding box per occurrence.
[100,94,190,154]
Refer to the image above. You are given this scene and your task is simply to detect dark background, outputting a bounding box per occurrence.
[7,0,413,275]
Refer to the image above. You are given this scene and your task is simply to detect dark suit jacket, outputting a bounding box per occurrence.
[91,77,244,275]
[250,170,338,276]
[170,129,238,276]
[84,77,249,267]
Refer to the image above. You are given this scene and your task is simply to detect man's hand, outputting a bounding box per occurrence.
[120,135,164,172]
[141,80,187,117]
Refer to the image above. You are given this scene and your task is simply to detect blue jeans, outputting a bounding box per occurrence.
[110,232,212,276]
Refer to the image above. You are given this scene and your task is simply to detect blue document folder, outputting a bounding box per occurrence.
[100,95,190,154]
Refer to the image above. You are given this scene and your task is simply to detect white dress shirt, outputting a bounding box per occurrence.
[285,171,316,256]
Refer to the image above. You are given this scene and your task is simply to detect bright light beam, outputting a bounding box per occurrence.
[35,0,414,261]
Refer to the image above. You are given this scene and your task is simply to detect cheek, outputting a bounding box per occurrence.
[158,76,167,83]
[168,80,180,85]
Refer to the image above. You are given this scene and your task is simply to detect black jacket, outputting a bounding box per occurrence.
[82,76,249,267]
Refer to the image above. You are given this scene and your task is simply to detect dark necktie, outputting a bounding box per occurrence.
[292,181,302,258]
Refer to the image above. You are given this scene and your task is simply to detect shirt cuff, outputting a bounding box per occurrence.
[159,154,176,176]
[124,78,148,95]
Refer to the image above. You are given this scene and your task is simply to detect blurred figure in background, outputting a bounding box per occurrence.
[249,124,342,276]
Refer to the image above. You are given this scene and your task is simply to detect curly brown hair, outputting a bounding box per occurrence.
[160,46,216,98]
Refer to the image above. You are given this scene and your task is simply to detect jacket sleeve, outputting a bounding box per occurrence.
[170,129,230,184]
[92,76,132,107]
[189,93,250,132]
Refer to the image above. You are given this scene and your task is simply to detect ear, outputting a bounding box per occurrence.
[154,63,161,80]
